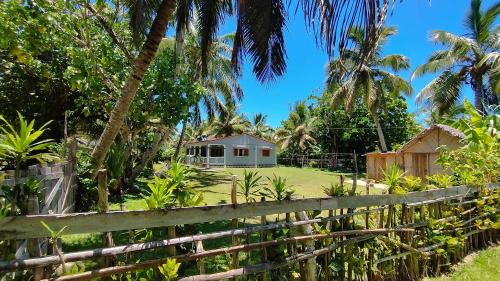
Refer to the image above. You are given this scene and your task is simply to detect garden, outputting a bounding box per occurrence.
[0,0,499,280]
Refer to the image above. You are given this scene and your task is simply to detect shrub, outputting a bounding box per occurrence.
[402,176,425,192]
[74,149,97,212]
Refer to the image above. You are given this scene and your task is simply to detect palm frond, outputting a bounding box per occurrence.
[124,0,163,46]
[379,54,410,72]
[196,0,232,77]
[416,70,466,115]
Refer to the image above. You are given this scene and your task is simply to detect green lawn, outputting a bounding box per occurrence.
[111,166,359,211]
[424,246,500,281]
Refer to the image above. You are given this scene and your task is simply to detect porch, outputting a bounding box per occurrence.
[185,144,226,167]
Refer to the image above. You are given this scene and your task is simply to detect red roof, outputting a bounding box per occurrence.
[186,133,276,145]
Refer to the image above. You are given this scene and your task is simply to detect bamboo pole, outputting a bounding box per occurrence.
[48,230,409,281]
[0,208,390,271]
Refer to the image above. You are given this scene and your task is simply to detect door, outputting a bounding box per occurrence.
[412,153,428,178]
[376,157,386,180]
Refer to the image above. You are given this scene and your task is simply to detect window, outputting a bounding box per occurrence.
[262,149,270,157]
[209,146,224,157]
[233,148,249,157]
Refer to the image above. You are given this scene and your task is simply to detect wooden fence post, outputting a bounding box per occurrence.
[295,211,317,281]
[196,238,205,274]
[259,196,267,281]
[27,196,44,281]
[97,169,115,267]
[230,175,239,277]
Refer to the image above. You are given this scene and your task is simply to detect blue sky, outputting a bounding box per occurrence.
[218,0,497,127]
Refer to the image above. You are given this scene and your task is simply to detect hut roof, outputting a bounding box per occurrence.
[398,124,464,152]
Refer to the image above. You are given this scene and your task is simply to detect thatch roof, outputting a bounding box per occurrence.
[398,124,464,152]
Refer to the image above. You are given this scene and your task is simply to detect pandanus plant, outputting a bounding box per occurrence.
[0,113,59,213]
[237,169,263,203]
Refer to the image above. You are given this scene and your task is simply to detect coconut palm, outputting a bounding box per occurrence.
[91,0,395,172]
[171,32,243,158]
[275,101,317,152]
[327,27,412,152]
[412,0,499,115]
[209,104,250,137]
[248,113,273,139]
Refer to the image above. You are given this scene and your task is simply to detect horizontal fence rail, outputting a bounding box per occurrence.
[1,184,496,240]
[0,182,498,281]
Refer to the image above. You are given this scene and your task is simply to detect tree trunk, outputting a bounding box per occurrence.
[131,129,168,179]
[471,72,484,115]
[371,111,388,152]
[173,119,188,160]
[91,0,177,175]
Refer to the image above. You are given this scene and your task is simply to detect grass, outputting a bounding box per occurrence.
[65,165,376,273]
[110,166,364,211]
[424,246,500,281]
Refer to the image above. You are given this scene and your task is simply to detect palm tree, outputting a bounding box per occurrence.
[412,0,499,115]
[90,0,395,172]
[248,113,273,139]
[275,101,317,152]
[328,27,412,152]
[172,32,243,158]
[209,104,249,137]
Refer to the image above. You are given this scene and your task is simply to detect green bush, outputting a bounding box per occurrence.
[74,150,97,212]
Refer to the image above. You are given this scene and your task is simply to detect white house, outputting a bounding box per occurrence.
[185,133,277,168]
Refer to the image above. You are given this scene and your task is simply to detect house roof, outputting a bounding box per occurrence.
[397,124,464,152]
[186,133,276,145]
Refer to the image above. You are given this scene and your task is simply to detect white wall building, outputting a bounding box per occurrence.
[185,134,277,168]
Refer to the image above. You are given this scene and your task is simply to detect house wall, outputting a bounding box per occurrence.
[189,135,277,167]
[366,153,401,181]
[402,128,462,177]
[367,128,463,180]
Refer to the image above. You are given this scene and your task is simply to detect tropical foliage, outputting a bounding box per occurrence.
[237,170,263,203]
[328,27,413,152]
[437,100,500,184]
[275,101,317,153]
[412,0,499,115]
[0,113,58,172]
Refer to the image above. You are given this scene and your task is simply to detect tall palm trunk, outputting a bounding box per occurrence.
[173,119,188,160]
[371,111,388,152]
[91,0,177,174]
[471,72,485,115]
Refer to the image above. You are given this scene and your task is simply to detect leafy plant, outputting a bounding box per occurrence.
[142,176,176,210]
[167,158,203,207]
[0,113,59,213]
[158,258,181,281]
[402,176,425,192]
[41,221,68,275]
[427,174,454,189]
[382,163,406,194]
[322,182,347,197]
[23,177,41,196]
[437,100,500,185]
[262,174,295,201]
[105,139,126,193]
[237,170,263,203]
[0,113,59,172]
